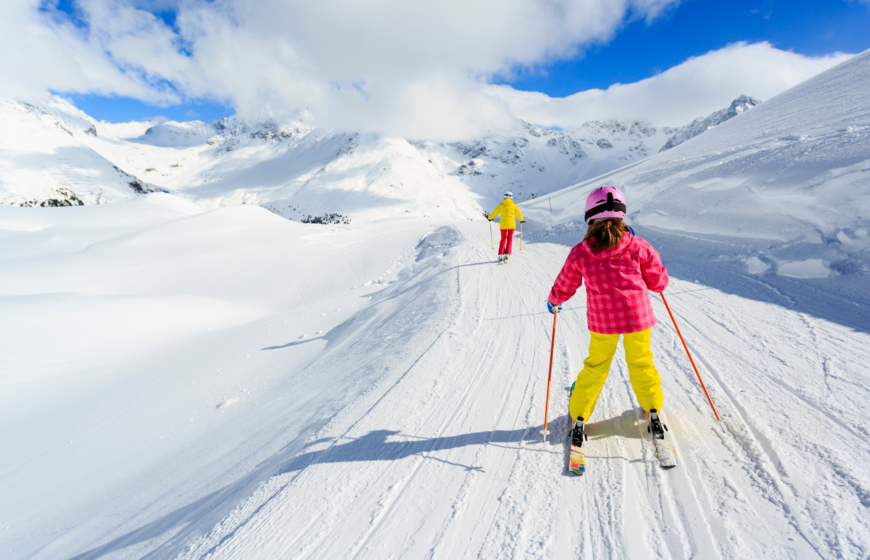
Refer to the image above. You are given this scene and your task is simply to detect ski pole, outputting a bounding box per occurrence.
[660,292,722,422]
[541,307,558,441]
[490,222,495,250]
[519,222,523,251]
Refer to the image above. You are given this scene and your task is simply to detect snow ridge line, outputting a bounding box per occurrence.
[347,256,502,559]
[176,233,465,559]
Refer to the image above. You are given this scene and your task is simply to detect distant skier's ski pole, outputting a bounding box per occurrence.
[489,220,494,250]
[660,292,722,422]
[541,308,558,441]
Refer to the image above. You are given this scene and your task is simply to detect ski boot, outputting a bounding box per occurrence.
[568,417,587,475]
[504,254,510,263]
[648,409,677,469]
[498,254,504,264]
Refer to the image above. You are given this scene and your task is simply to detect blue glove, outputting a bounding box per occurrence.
[547,300,563,314]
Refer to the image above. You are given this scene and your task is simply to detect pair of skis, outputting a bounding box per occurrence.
[543,293,721,475]
[567,409,677,475]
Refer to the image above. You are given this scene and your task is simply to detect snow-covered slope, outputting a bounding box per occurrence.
[525,49,870,329]
[2,198,869,559]
[0,97,165,206]
[176,130,488,222]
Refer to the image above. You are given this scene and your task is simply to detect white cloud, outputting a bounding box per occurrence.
[0,2,855,139]
[3,0,683,139]
[0,1,166,102]
[488,42,854,128]
[170,0,689,138]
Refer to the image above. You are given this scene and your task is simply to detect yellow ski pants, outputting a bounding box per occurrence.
[569,328,663,421]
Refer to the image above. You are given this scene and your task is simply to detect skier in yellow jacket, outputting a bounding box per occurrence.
[488,192,524,263]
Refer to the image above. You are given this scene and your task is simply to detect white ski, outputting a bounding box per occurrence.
[653,436,677,468]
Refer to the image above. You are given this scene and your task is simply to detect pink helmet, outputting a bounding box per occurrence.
[584,185,626,223]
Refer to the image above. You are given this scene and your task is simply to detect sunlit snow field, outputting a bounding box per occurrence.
[2,197,869,559]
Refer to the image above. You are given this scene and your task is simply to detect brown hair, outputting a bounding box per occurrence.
[585,218,628,252]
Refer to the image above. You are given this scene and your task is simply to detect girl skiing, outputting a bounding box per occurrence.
[545,185,674,473]
[488,192,524,264]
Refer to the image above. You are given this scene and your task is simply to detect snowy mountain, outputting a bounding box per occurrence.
[0,96,753,218]
[437,119,674,204]
[135,120,219,148]
[174,117,678,220]
[0,96,166,206]
[659,94,762,151]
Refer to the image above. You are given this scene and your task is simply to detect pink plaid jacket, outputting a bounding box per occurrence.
[548,231,668,334]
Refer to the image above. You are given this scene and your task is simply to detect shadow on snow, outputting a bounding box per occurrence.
[66,410,646,560]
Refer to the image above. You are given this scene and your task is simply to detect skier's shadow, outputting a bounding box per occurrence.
[66,412,645,559]
[64,425,541,560]
[262,335,325,350]
[556,409,648,475]
[585,408,647,442]
[487,305,586,320]
[274,425,545,475]
[559,387,646,443]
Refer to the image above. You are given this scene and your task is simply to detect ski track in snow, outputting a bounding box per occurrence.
[143,223,870,560]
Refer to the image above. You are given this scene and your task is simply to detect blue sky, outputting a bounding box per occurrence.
[50,0,870,124]
[503,0,870,96]
[65,94,235,124]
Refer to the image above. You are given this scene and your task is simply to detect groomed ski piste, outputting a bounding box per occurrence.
[2,52,870,560]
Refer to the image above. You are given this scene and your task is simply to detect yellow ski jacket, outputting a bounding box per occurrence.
[488,199,524,230]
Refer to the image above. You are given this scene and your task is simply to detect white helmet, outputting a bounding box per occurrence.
[504,192,513,199]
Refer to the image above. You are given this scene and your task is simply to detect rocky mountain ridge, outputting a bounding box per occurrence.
[660,95,762,151]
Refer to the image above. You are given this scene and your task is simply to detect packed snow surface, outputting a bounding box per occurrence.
[1,197,869,559]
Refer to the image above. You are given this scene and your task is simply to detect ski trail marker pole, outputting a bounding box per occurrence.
[660,292,722,423]
[489,220,494,250]
[541,308,558,441]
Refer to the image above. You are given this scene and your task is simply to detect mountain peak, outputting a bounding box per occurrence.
[726,95,762,119]
[660,95,762,152]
